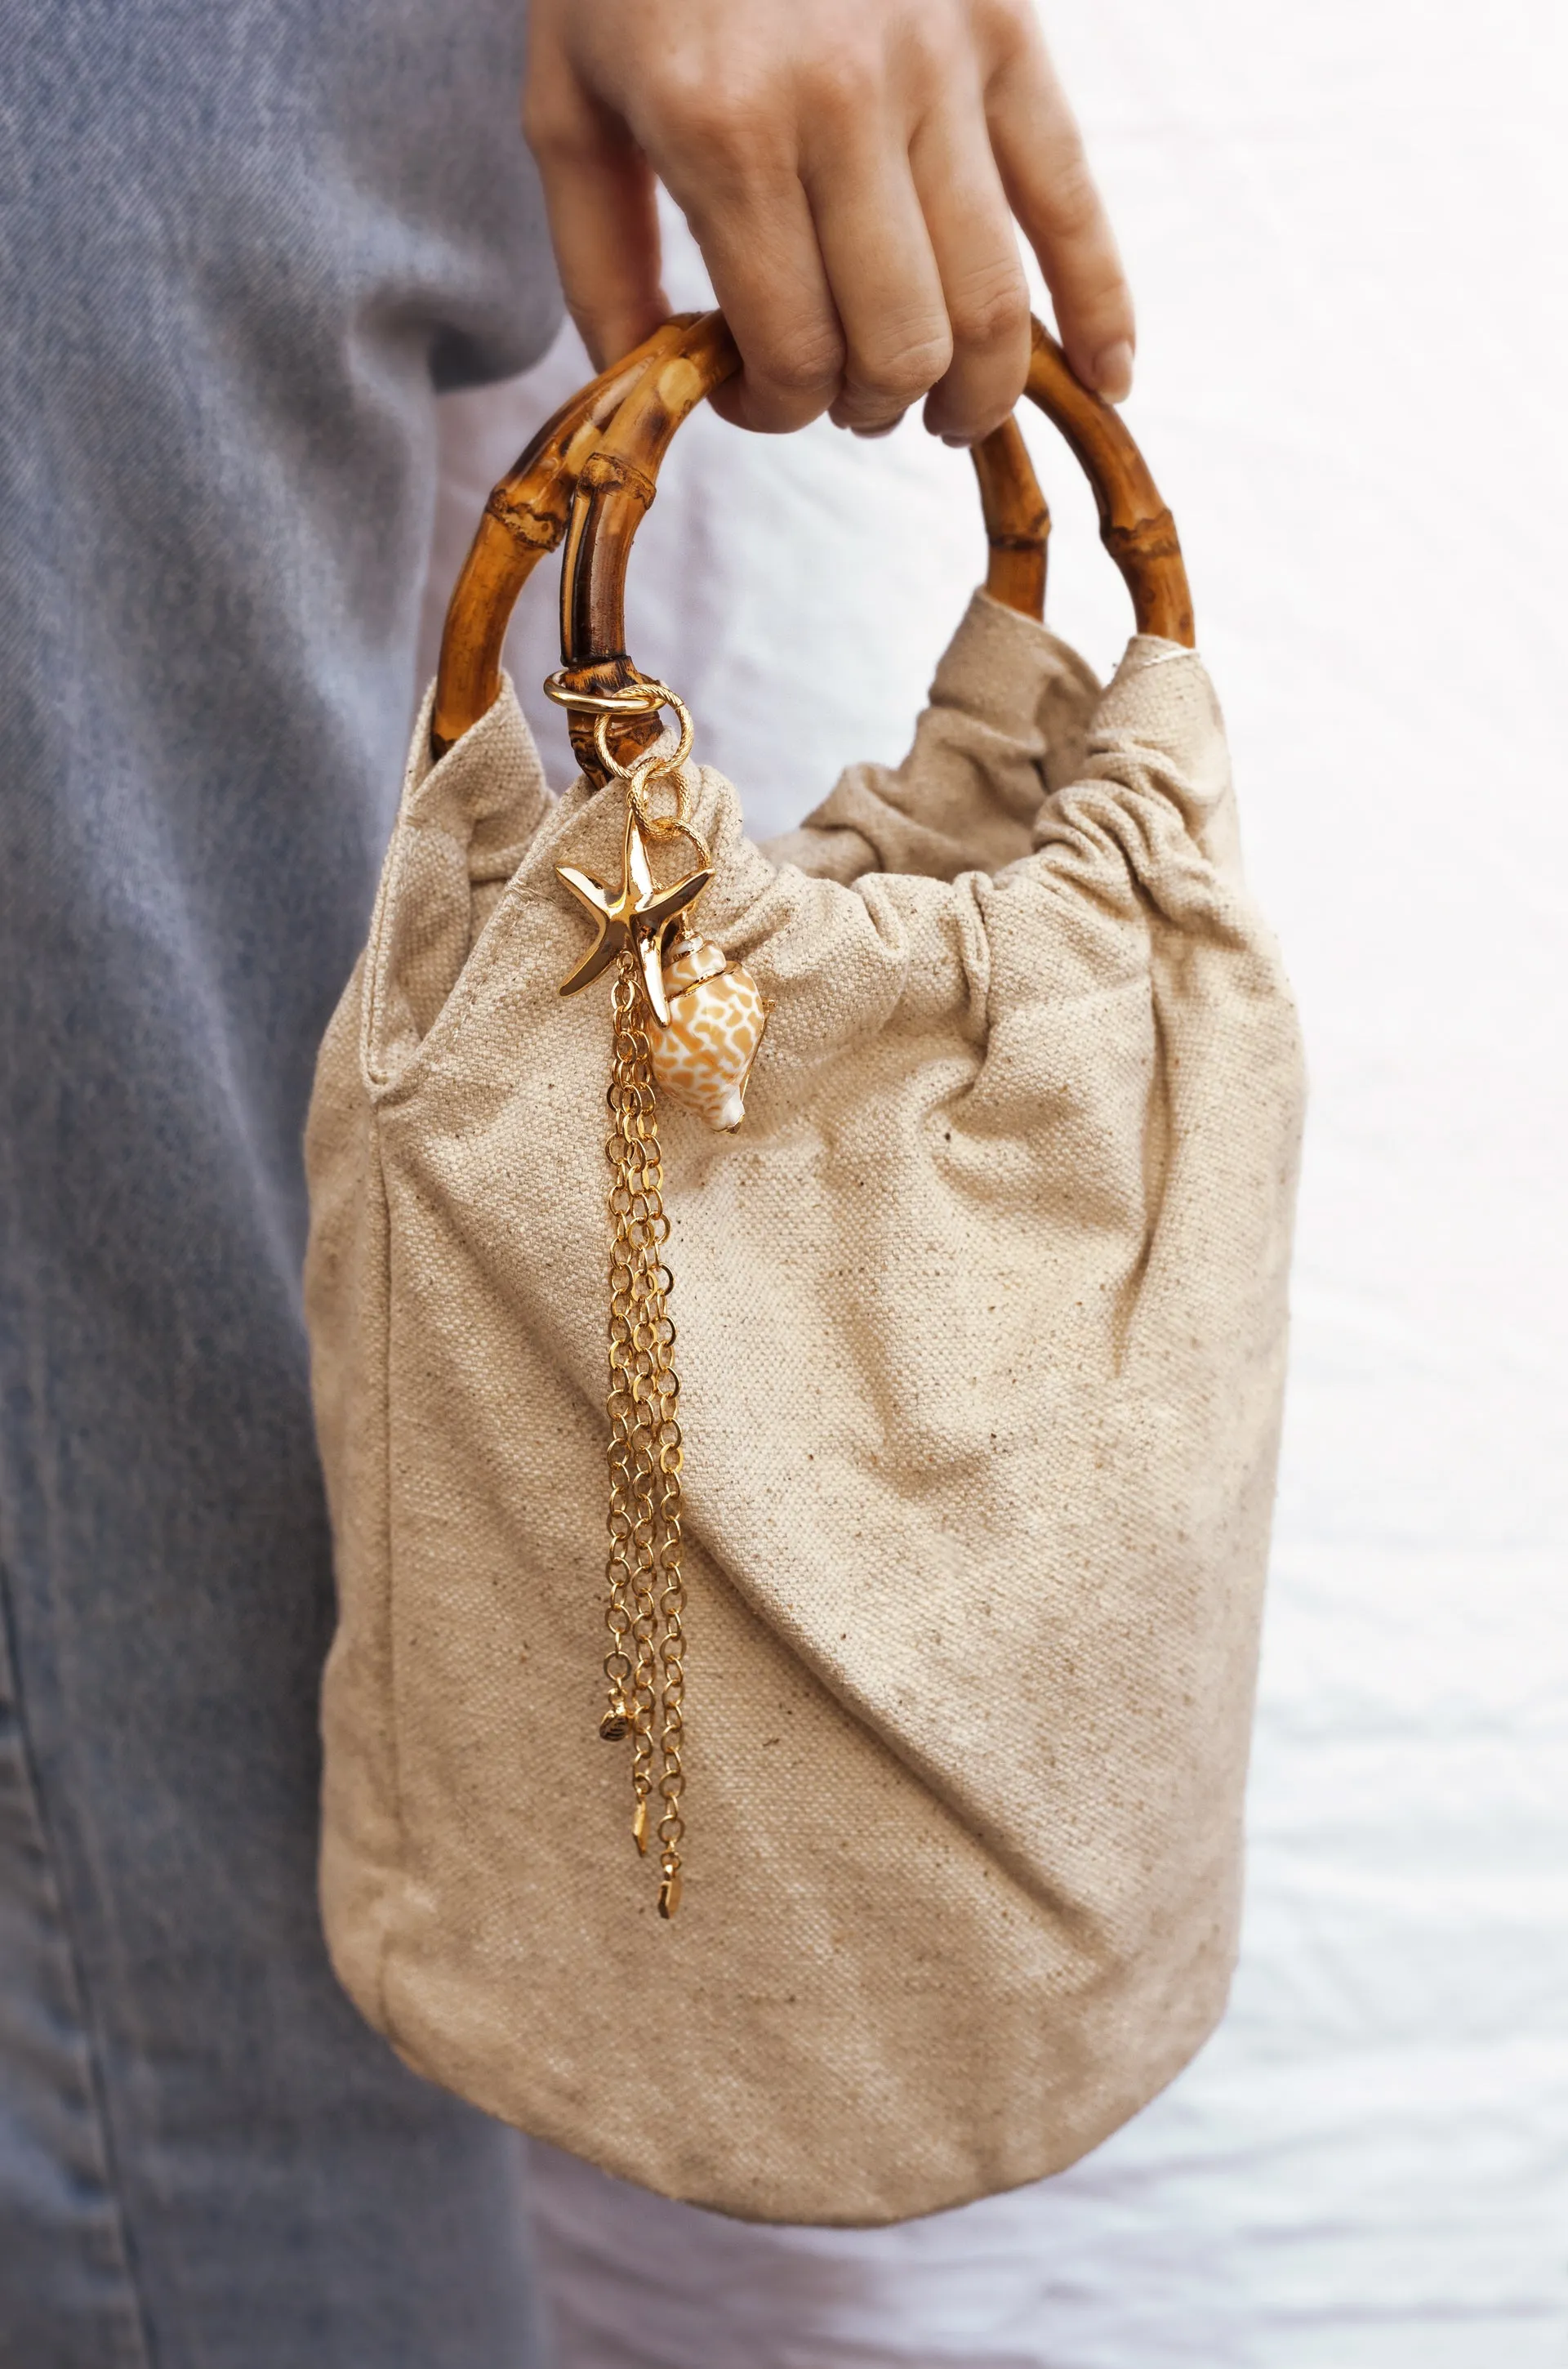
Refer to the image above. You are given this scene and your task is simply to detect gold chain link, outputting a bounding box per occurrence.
[601,956,687,1915]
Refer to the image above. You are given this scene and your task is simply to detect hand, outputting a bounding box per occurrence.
[524,0,1134,444]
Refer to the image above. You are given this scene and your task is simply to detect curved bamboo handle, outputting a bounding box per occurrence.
[1022,319,1192,645]
[430,314,702,757]
[555,313,743,736]
[551,310,1192,771]
[431,315,1056,761]
[431,309,1192,766]
[552,317,1057,671]
[973,415,1052,619]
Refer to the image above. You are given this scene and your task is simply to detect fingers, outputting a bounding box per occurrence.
[906,76,1031,443]
[523,0,1134,435]
[795,75,953,438]
[685,60,1026,445]
[985,17,1135,401]
[523,40,668,370]
[655,133,847,434]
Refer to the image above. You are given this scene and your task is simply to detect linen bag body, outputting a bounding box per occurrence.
[305,588,1304,2226]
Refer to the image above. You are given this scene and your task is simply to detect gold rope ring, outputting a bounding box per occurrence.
[591,687,694,785]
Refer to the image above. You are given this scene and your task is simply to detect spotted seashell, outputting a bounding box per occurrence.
[646,937,768,1132]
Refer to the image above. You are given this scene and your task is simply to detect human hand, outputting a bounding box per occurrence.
[523,0,1134,444]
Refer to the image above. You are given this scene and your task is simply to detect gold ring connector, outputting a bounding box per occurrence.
[591,690,693,785]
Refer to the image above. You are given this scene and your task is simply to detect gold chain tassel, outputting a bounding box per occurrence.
[550,682,723,1922]
[601,957,687,1914]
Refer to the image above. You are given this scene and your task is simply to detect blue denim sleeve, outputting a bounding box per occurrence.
[0,2,560,2361]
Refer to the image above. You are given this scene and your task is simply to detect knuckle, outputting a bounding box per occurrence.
[646,63,772,163]
[743,327,846,421]
[891,6,969,97]
[849,326,955,408]
[763,344,845,405]
[1064,255,1134,330]
[975,0,1036,55]
[1037,157,1103,242]
[947,268,1031,354]
[797,42,884,126]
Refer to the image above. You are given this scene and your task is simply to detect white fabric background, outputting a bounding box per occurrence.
[416,2,1568,2360]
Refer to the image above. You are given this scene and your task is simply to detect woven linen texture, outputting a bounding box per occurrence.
[305,591,1304,2224]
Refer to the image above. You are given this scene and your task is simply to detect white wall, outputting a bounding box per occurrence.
[419,4,1568,2359]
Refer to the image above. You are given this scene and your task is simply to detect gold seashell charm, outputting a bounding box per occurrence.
[645,936,768,1132]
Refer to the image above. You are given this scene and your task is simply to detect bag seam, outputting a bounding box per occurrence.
[366,1102,407,2047]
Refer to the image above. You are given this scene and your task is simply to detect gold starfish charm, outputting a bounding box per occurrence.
[555,806,710,1024]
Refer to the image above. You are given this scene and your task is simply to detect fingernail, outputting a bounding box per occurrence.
[1091,340,1134,404]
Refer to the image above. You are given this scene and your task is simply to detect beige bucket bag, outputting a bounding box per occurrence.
[305,313,1304,2226]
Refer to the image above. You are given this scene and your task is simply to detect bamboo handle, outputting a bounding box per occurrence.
[552,319,1057,676]
[1022,319,1192,645]
[973,415,1052,620]
[429,314,702,757]
[430,308,1191,765]
[431,317,1054,762]
[551,311,1193,772]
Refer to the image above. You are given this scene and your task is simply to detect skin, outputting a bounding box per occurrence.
[524,0,1134,446]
